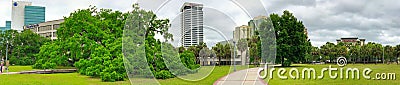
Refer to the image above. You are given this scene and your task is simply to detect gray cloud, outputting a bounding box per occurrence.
[265,0,400,47]
[1,0,399,47]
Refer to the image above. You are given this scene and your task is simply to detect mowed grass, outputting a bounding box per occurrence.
[0,73,130,85]
[265,64,400,85]
[1,66,130,85]
[1,65,253,85]
[6,66,34,72]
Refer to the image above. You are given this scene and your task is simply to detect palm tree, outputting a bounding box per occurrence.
[349,45,360,64]
[395,45,400,65]
[224,43,232,65]
[212,43,223,65]
[384,45,394,64]
[236,39,248,65]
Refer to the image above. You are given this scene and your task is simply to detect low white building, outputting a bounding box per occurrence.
[23,19,64,40]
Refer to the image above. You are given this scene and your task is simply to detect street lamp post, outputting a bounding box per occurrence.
[233,41,236,72]
[383,46,384,64]
[5,40,8,73]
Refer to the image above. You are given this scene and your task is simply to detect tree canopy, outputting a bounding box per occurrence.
[270,10,311,66]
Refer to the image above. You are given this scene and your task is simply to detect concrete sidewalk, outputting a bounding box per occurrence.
[214,68,267,85]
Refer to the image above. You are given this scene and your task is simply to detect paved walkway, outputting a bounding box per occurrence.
[214,68,267,85]
[1,69,76,75]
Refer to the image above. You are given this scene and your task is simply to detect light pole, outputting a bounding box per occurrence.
[233,41,236,72]
[5,40,8,73]
[383,46,384,64]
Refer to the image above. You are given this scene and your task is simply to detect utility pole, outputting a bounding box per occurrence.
[5,40,8,74]
[383,46,384,64]
[233,41,236,72]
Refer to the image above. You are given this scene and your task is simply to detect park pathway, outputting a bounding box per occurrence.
[213,68,267,85]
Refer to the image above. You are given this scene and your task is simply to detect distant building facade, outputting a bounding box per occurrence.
[248,16,268,36]
[180,2,204,48]
[12,1,45,31]
[336,37,366,46]
[24,19,64,40]
[0,21,12,31]
[233,25,251,65]
[233,25,250,41]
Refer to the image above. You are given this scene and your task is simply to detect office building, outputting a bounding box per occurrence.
[24,19,63,40]
[180,2,204,48]
[12,1,45,31]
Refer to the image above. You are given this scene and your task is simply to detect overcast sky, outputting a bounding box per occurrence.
[1,0,399,47]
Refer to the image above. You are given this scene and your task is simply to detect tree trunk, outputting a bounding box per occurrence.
[281,56,284,67]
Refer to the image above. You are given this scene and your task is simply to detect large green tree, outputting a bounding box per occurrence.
[11,30,50,65]
[34,6,127,81]
[0,30,49,66]
[271,10,311,66]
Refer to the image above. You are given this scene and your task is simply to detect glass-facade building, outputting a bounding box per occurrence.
[24,6,45,25]
[11,1,45,31]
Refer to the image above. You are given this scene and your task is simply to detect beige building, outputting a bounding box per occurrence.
[336,37,366,46]
[24,19,64,40]
[233,25,250,41]
[233,25,251,65]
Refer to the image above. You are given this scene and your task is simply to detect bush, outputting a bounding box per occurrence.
[180,51,200,70]
[283,58,292,67]
[154,70,174,79]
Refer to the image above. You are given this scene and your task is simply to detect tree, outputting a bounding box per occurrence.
[9,30,50,65]
[0,30,49,66]
[308,46,320,63]
[383,45,395,64]
[349,45,361,64]
[124,4,198,80]
[320,42,335,63]
[248,35,261,66]
[181,50,198,68]
[33,40,64,69]
[395,45,400,64]
[0,30,18,63]
[34,6,127,81]
[371,43,382,64]
[212,43,224,65]
[271,10,310,66]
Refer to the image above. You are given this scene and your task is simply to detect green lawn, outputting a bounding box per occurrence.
[0,73,130,85]
[6,66,34,72]
[1,65,253,85]
[265,64,400,85]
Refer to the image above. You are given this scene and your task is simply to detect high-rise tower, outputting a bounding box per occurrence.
[180,2,204,47]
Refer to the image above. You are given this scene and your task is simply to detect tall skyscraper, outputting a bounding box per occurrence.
[11,1,45,31]
[180,2,204,47]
